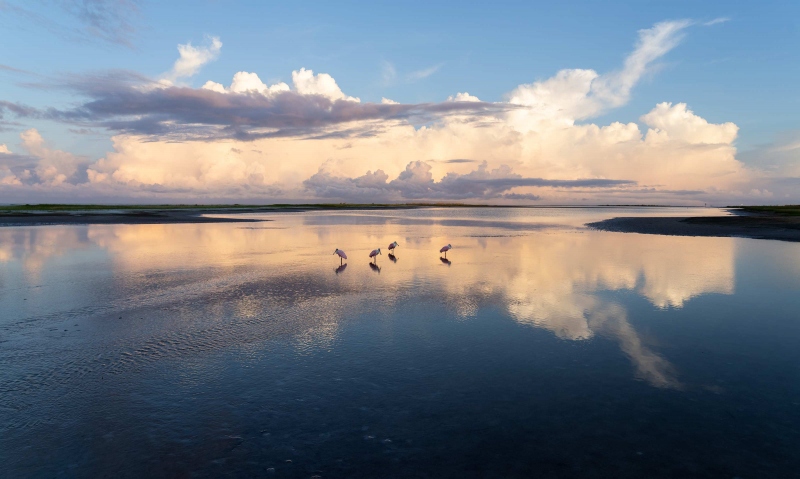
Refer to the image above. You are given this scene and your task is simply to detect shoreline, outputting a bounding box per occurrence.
[0,204,712,227]
[587,215,800,242]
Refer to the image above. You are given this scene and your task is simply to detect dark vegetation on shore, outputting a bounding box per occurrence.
[734,205,800,216]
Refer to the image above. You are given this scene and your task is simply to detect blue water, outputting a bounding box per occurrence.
[1,208,798,477]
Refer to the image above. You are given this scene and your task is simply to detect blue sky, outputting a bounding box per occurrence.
[0,0,798,203]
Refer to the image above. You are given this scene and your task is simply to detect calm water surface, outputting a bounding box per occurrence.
[1,207,798,478]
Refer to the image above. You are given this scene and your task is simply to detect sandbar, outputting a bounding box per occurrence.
[587,214,800,242]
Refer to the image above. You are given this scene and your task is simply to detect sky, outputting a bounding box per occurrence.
[0,0,798,205]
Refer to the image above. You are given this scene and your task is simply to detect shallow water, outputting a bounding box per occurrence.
[1,207,798,478]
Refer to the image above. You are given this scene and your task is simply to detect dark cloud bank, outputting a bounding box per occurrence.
[6,72,517,141]
[304,161,635,201]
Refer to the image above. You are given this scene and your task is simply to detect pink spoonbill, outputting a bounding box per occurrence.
[369,248,381,263]
[333,248,347,264]
[388,241,399,253]
[439,243,452,258]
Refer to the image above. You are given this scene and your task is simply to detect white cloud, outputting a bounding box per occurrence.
[83,95,747,203]
[448,92,481,102]
[0,130,83,189]
[164,36,222,82]
[291,67,359,102]
[201,80,226,94]
[6,20,789,204]
[0,166,21,185]
[407,63,442,81]
[199,68,353,101]
[641,102,738,144]
[704,17,730,26]
[20,129,81,186]
[201,71,290,96]
[594,20,691,108]
[507,20,691,131]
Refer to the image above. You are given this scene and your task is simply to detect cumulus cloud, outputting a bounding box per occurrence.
[201,68,356,102]
[448,92,481,102]
[1,19,786,204]
[0,142,22,185]
[0,129,85,188]
[0,167,22,185]
[641,102,738,144]
[291,68,359,102]
[20,129,83,185]
[202,71,290,96]
[163,36,222,82]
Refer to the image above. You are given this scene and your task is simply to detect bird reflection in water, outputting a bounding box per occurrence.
[334,263,348,275]
[388,253,397,263]
[369,262,381,273]
[440,257,452,266]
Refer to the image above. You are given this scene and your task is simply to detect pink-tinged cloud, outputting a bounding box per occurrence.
[1,20,794,204]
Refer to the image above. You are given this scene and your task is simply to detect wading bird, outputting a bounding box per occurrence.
[333,248,347,264]
[439,244,452,258]
[388,241,399,253]
[369,248,381,263]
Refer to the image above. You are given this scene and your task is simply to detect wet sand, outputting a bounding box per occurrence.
[587,215,800,242]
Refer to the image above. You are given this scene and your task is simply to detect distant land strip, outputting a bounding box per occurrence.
[0,203,706,226]
[0,203,703,212]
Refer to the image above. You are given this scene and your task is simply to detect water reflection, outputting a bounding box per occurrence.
[0,209,737,391]
[4,208,800,477]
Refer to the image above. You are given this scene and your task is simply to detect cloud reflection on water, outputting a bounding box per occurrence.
[0,210,738,388]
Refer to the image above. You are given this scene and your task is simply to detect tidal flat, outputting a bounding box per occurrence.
[1,207,799,478]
